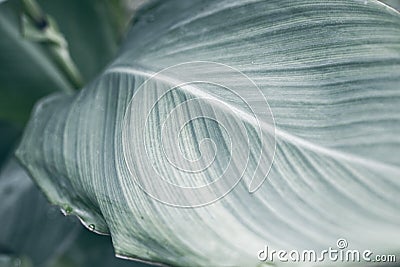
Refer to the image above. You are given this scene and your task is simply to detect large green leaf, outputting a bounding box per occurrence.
[16,0,400,266]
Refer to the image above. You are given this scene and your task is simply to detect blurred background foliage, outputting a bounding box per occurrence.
[0,0,398,266]
[0,0,130,164]
[0,159,152,267]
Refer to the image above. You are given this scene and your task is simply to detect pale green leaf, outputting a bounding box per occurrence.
[16,0,400,266]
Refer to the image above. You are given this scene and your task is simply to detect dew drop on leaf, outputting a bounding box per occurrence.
[88,224,95,231]
[64,205,73,214]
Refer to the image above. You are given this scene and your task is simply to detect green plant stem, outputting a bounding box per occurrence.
[22,0,84,91]
[48,45,83,90]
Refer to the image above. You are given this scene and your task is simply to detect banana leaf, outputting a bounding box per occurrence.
[16,0,400,266]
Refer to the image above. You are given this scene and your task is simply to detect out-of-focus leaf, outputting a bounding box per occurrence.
[0,1,72,124]
[0,159,152,267]
[0,159,80,266]
[0,0,131,165]
[16,0,400,266]
[50,231,152,267]
[0,122,21,169]
[0,1,69,168]
[0,0,131,125]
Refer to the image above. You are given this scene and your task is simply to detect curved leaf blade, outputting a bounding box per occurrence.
[16,0,400,266]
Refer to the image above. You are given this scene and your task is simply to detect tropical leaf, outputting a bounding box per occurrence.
[16,0,400,266]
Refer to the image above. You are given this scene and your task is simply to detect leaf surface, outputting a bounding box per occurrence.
[16,0,400,266]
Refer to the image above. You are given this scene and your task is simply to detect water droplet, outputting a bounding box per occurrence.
[64,205,73,214]
[251,61,255,64]
[88,224,95,231]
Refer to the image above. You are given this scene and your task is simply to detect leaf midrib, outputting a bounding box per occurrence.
[106,65,400,175]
